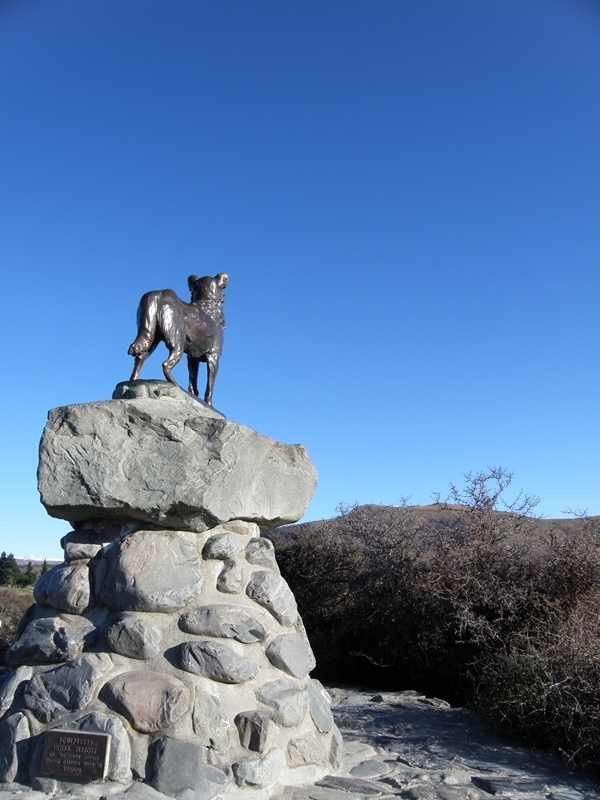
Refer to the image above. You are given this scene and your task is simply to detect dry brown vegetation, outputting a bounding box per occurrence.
[270,469,600,771]
[0,586,34,667]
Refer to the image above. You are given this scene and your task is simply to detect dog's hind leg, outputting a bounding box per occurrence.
[160,302,186,387]
[130,340,158,381]
[128,292,160,357]
[162,345,184,386]
[130,355,145,381]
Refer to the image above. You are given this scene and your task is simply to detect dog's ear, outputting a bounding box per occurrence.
[188,275,200,290]
[215,273,228,289]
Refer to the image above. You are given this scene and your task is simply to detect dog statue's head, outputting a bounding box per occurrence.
[188,273,228,304]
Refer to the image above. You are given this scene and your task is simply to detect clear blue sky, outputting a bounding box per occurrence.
[1,0,600,558]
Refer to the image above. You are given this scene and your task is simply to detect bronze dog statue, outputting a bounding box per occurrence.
[128,273,228,406]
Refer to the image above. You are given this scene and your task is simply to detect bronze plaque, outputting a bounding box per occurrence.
[40,730,111,780]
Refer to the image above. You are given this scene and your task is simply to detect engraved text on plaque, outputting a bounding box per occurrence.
[40,730,111,780]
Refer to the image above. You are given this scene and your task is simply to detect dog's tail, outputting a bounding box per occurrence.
[128,291,161,356]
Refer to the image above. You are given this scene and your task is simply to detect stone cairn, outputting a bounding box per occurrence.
[0,381,342,798]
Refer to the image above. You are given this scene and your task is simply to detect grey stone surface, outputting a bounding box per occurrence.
[64,541,102,561]
[33,562,90,614]
[266,632,313,678]
[180,641,258,684]
[99,531,203,612]
[61,530,104,561]
[235,710,271,752]
[349,760,391,778]
[101,671,191,733]
[38,395,318,532]
[192,687,231,752]
[58,711,132,783]
[245,538,279,573]
[471,775,552,795]
[329,723,344,771]
[307,685,600,800]
[179,605,266,643]
[191,765,229,800]
[217,560,244,594]
[110,782,177,800]
[307,679,334,734]
[246,571,298,626]
[0,712,30,783]
[60,528,104,548]
[22,652,112,723]
[112,379,223,406]
[153,737,226,800]
[286,733,328,768]
[31,777,58,794]
[294,618,317,673]
[6,616,96,666]
[232,747,285,788]
[315,775,384,795]
[0,791,51,800]
[202,533,244,560]
[211,520,260,537]
[255,680,308,727]
[106,615,162,660]
[0,666,33,718]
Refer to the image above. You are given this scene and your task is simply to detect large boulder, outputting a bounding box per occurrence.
[37,381,317,532]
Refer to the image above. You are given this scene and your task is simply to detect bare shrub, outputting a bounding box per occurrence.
[271,468,600,768]
[273,500,428,686]
[472,518,600,771]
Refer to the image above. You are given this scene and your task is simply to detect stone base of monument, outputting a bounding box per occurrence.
[0,383,341,798]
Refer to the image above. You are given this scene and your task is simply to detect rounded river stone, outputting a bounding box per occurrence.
[106,615,162,660]
[266,632,313,678]
[101,671,191,733]
[100,530,203,612]
[307,679,334,733]
[232,747,285,788]
[6,616,96,666]
[246,571,298,626]
[180,641,258,684]
[245,538,280,573]
[23,653,113,724]
[179,605,266,643]
[256,679,308,727]
[33,562,90,614]
[0,712,30,783]
[202,533,244,560]
[217,560,244,594]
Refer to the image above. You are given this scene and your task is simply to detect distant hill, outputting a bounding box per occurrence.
[270,502,589,555]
